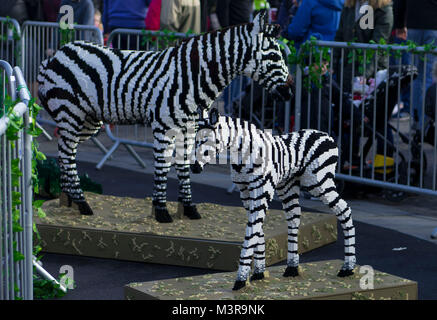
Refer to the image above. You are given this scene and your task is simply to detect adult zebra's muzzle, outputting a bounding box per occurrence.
[271,74,294,101]
[190,161,203,174]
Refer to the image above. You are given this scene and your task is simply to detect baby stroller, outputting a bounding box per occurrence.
[302,65,421,201]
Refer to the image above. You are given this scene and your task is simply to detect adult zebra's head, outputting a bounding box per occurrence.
[191,109,225,174]
[243,11,293,101]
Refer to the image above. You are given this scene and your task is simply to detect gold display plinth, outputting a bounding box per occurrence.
[125,260,417,300]
[37,192,338,271]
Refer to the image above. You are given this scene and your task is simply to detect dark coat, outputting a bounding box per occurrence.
[393,0,437,30]
[334,3,393,91]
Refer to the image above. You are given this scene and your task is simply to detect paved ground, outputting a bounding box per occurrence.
[35,131,437,300]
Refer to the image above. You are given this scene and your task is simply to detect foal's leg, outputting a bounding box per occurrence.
[250,184,274,282]
[277,179,301,277]
[304,169,356,276]
[234,187,268,290]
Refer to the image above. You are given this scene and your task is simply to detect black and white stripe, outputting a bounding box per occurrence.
[37,11,291,221]
[193,113,356,290]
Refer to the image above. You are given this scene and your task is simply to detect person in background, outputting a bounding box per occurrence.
[393,0,437,128]
[42,0,61,22]
[92,0,103,31]
[334,0,393,92]
[103,0,147,34]
[216,0,253,29]
[0,0,30,25]
[94,7,103,31]
[277,0,300,37]
[215,0,253,114]
[284,0,344,50]
[160,0,201,34]
[145,0,161,31]
[103,0,148,49]
[57,0,95,26]
[93,0,102,13]
[205,0,220,31]
[334,0,393,167]
[0,0,47,24]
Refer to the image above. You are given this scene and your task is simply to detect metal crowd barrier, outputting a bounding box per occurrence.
[99,29,291,170]
[294,40,437,197]
[20,20,108,152]
[0,60,33,300]
[0,17,21,68]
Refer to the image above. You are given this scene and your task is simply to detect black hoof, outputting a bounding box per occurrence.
[75,200,94,216]
[250,272,264,281]
[154,206,173,223]
[183,204,201,220]
[337,268,354,277]
[232,280,246,291]
[283,266,299,277]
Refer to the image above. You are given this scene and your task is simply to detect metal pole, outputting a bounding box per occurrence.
[33,258,67,293]
[294,65,302,131]
[14,66,33,300]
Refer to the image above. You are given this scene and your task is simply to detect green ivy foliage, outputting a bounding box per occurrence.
[2,86,70,299]
[140,28,195,50]
[280,36,437,92]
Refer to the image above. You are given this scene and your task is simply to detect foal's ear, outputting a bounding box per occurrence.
[209,108,219,126]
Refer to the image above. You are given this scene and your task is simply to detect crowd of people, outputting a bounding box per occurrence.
[0,0,436,131]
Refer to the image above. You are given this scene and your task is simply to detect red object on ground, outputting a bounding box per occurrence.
[145,0,162,31]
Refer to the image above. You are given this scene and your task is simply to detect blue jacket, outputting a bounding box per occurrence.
[286,0,344,48]
[103,0,148,33]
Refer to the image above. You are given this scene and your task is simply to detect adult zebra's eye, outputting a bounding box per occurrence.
[267,53,277,60]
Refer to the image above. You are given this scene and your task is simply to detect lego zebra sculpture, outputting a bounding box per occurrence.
[37,11,292,222]
[192,111,356,290]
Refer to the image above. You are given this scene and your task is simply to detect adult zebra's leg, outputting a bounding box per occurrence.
[57,124,93,215]
[174,124,200,219]
[304,171,356,277]
[234,187,268,290]
[152,128,175,223]
[78,118,103,143]
[277,179,301,277]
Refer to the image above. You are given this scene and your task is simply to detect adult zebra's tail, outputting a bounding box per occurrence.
[37,57,53,110]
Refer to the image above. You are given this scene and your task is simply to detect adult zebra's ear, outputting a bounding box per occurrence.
[253,10,268,34]
[264,24,281,39]
[209,108,219,126]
